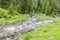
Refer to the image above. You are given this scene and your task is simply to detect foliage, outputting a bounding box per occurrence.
[21,20,60,40]
[0,0,59,24]
[0,0,11,9]
[0,0,58,15]
[0,8,10,18]
[41,0,57,16]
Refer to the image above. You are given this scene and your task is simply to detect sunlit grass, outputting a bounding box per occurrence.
[0,14,29,25]
[21,20,60,40]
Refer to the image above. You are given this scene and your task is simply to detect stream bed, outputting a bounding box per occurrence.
[0,14,60,40]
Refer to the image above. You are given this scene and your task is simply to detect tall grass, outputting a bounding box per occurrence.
[41,0,58,16]
[0,0,59,16]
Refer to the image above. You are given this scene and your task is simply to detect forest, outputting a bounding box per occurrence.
[0,0,60,40]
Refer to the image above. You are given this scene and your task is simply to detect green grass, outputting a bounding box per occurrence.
[36,14,52,21]
[0,8,29,25]
[21,20,60,40]
[0,14,29,25]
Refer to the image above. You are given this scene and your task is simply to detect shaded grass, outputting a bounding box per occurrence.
[21,20,60,40]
